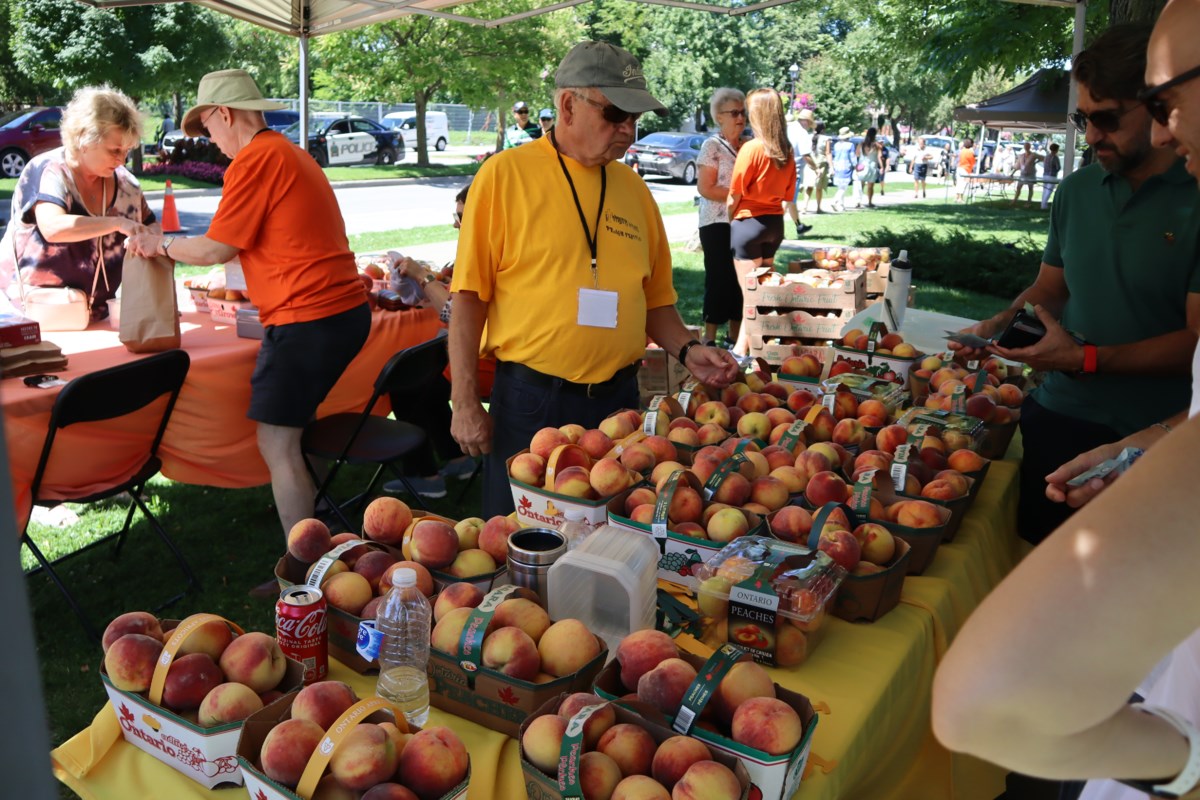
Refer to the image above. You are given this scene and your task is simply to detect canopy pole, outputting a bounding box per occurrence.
[1063,0,1087,176]
[299,33,309,149]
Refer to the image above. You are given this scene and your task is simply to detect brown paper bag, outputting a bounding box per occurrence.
[119,251,180,353]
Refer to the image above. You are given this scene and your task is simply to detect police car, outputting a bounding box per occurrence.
[285,114,403,167]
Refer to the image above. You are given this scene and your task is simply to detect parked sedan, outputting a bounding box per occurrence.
[284,115,403,167]
[0,107,63,178]
[624,132,708,184]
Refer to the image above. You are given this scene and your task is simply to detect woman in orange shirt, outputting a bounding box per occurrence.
[727,87,796,355]
[955,137,977,203]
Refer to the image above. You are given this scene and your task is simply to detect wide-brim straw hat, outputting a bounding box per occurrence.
[182,69,287,137]
[838,126,852,139]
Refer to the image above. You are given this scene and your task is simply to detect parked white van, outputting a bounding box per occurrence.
[382,111,449,151]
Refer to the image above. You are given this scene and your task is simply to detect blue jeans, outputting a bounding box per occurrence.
[482,362,639,517]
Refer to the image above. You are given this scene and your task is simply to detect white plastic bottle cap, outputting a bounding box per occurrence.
[393,567,417,588]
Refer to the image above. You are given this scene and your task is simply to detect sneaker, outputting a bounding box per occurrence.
[384,475,447,499]
[439,457,478,481]
[797,223,813,235]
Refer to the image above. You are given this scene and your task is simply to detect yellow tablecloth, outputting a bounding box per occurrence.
[51,459,1024,800]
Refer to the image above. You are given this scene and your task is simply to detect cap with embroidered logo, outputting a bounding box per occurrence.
[555,41,668,117]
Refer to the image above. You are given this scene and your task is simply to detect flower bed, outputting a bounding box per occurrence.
[141,160,227,185]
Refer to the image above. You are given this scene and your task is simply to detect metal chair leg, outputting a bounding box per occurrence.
[134,494,200,593]
[457,461,483,505]
[112,490,140,557]
[21,534,101,642]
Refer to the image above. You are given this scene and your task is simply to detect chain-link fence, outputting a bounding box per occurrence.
[267,99,504,145]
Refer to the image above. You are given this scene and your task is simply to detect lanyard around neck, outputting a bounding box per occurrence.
[551,128,606,288]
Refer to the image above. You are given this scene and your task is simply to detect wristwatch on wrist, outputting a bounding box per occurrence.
[161,236,175,258]
[1118,704,1200,799]
[678,339,702,364]
[420,272,437,287]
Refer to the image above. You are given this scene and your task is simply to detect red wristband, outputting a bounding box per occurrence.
[1082,343,1098,374]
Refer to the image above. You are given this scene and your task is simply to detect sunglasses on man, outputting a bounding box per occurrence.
[199,106,220,138]
[514,109,530,115]
[573,92,641,125]
[1138,64,1200,126]
[1069,104,1140,134]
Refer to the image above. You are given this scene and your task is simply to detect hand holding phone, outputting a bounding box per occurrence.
[995,309,1047,349]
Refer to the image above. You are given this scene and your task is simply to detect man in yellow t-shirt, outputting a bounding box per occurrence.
[449,40,740,516]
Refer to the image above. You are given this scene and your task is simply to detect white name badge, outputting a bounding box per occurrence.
[578,288,618,328]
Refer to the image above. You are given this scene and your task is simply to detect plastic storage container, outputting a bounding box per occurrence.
[693,536,846,666]
[547,525,659,654]
[374,568,432,726]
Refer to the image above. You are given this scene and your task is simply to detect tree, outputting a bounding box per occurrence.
[314,0,576,164]
[798,54,870,131]
[1109,0,1166,23]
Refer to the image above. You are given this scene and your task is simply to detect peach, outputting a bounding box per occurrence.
[314,774,365,800]
[558,692,617,749]
[598,723,657,778]
[307,558,348,585]
[804,471,848,507]
[381,561,434,596]
[637,657,698,715]
[453,517,484,550]
[611,775,670,799]
[650,736,712,791]
[361,596,384,619]
[711,472,751,507]
[804,408,836,442]
[694,401,732,429]
[786,388,819,412]
[433,582,485,622]
[510,452,548,486]
[362,497,414,545]
[713,660,776,724]
[259,689,286,706]
[616,629,678,691]
[379,721,410,759]
[330,723,398,790]
[431,606,472,655]
[554,465,597,499]
[818,527,861,571]
[947,449,987,473]
[492,598,552,643]
[855,449,892,473]
[770,505,813,543]
[832,417,868,448]
[688,453,722,485]
[162,652,224,711]
[102,611,163,654]
[291,680,357,730]
[482,623,540,681]
[742,450,770,480]
[672,760,741,800]
[764,408,796,432]
[599,414,636,441]
[997,383,1024,407]
[288,518,332,562]
[667,486,704,524]
[853,523,895,565]
[560,423,586,443]
[197,681,263,727]
[706,507,750,543]
[874,424,909,455]
[775,624,809,667]
[736,392,770,414]
[630,504,656,525]
[397,725,469,800]
[619,443,657,474]
[856,399,888,422]
[749,476,789,511]
[624,486,658,516]
[921,479,963,501]
[104,633,163,692]
[667,427,701,448]
[768,465,805,494]
[175,617,235,662]
[360,784,419,800]
[831,391,858,421]
[479,515,521,564]
[260,718,324,787]
[580,429,616,460]
[592,457,635,496]
[731,697,804,755]
[643,435,678,464]
[331,533,367,567]
[895,499,943,528]
[354,550,398,593]
[934,469,970,496]
[447,548,497,578]
[669,416,699,431]
[696,423,728,446]
[531,426,571,461]
[581,751,624,800]
[894,342,918,358]
[651,460,687,489]
[220,631,287,693]
[522,713,568,776]
[409,519,459,570]
[323,571,374,615]
[539,618,601,677]
[736,411,771,441]
[672,522,706,539]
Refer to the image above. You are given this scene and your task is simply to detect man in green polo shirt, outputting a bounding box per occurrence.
[952,23,1200,545]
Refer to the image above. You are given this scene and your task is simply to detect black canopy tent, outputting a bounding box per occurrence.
[952,68,1071,132]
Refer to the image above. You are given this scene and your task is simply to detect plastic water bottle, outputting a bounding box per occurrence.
[558,508,594,551]
[375,568,432,727]
[883,249,912,331]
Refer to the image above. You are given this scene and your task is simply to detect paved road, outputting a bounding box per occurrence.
[166,170,702,238]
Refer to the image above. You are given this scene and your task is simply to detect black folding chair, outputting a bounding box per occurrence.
[21,349,199,641]
[302,333,448,530]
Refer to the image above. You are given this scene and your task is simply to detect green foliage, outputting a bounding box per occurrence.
[799,54,870,130]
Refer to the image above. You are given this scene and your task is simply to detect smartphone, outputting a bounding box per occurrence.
[995,309,1046,349]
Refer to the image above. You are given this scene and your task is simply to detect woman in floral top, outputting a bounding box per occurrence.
[6,86,155,320]
[696,87,747,346]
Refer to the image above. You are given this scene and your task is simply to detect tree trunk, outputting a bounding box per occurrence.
[495,102,506,153]
[1109,0,1167,23]
[173,92,182,127]
[415,88,429,167]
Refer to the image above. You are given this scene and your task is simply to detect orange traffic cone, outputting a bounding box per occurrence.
[161,179,182,233]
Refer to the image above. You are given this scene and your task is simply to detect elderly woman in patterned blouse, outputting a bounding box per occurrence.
[5,85,156,320]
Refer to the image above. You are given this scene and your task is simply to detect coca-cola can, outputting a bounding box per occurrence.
[276,586,328,685]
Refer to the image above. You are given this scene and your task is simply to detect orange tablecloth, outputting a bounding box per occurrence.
[4,306,441,527]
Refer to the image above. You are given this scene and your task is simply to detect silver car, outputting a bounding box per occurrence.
[624,132,708,184]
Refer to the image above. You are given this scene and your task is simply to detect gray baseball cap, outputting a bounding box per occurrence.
[555,41,668,117]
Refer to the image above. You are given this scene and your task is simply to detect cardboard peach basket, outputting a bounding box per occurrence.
[237,694,470,800]
[99,613,304,789]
